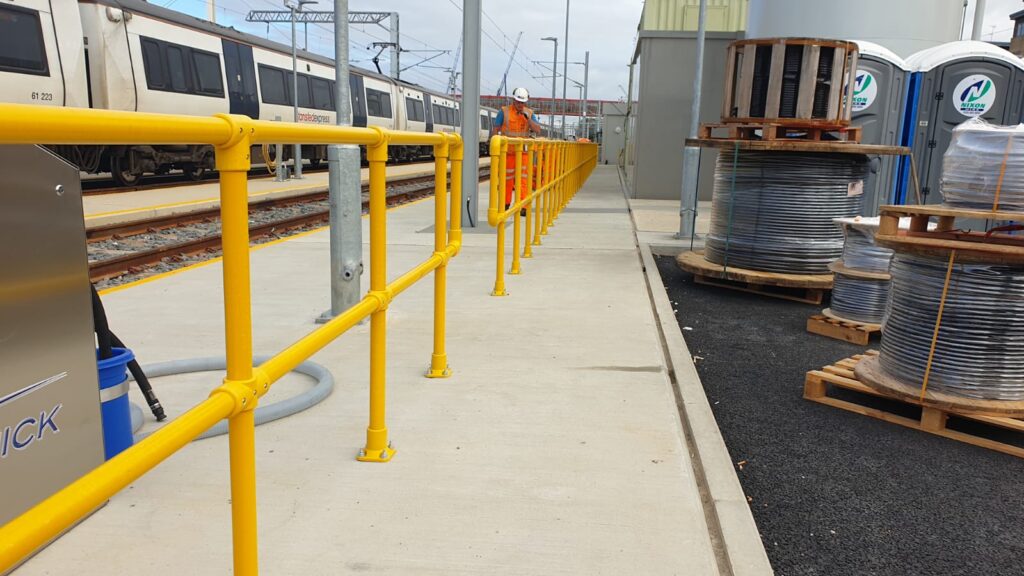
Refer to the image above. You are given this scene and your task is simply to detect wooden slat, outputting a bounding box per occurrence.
[826,47,846,122]
[879,204,1024,221]
[722,46,737,119]
[736,46,757,118]
[806,315,872,345]
[796,45,819,119]
[685,138,907,155]
[843,50,859,122]
[806,355,1024,459]
[763,42,786,119]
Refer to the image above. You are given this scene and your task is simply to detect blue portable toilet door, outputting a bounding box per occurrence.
[919,61,1016,204]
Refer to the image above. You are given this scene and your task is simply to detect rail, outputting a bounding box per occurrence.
[487,136,598,295]
[0,104,463,575]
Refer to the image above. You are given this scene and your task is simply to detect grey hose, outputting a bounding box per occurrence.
[127,355,334,442]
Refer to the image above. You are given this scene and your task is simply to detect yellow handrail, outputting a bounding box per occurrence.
[487,136,598,296]
[0,103,463,575]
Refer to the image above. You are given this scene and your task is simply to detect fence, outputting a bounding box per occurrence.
[0,104,462,575]
[487,136,599,296]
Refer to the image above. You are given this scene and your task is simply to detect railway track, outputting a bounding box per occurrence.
[88,169,489,284]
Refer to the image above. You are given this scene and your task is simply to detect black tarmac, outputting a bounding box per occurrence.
[655,255,1024,576]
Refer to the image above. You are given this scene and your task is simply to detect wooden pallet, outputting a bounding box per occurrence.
[676,250,832,305]
[806,309,880,345]
[805,352,1024,459]
[698,122,862,143]
[876,204,1024,264]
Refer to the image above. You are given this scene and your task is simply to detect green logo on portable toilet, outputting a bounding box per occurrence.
[851,72,877,112]
[954,74,996,117]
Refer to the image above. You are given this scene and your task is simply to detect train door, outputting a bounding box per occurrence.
[424,93,434,132]
[919,60,1015,204]
[221,39,258,119]
[350,74,367,127]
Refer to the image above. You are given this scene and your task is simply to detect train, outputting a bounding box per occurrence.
[0,0,555,185]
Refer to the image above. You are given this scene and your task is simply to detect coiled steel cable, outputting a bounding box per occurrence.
[840,223,893,273]
[879,252,1024,400]
[830,220,894,324]
[831,274,890,324]
[941,118,1024,210]
[705,149,868,274]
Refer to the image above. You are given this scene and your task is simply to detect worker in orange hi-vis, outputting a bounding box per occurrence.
[492,87,543,210]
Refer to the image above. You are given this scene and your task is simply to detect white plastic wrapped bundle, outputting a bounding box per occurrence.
[940,118,1024,210]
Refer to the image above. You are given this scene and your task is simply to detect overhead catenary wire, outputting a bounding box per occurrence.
[705,149,868,274]
[879,251,1024,400]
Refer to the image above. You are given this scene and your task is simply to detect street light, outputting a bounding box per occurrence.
[541,36,557,135]
[287,0,317,179]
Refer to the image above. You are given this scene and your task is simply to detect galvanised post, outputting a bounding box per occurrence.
[427,138,452,378]
[358,132,395,463]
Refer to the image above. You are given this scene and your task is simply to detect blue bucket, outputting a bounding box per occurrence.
[96,347,135,460]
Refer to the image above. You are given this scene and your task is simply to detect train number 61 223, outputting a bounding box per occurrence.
[30,92,54,101]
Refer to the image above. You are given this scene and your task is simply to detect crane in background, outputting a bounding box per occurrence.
[495,31,523,99]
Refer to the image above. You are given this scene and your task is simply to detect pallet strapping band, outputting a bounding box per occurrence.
[993,133,1013,212]
[919,249,957,402]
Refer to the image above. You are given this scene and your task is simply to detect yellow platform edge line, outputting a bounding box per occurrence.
[97,193,435,296]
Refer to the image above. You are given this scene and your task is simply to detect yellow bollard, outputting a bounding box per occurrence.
[492,138,508,296]
[510,141,523,275]
[359,135,395,462]
[215,126,260,576]
[523,143,535,258]
[427,139,451,378]
[536,142,544,243]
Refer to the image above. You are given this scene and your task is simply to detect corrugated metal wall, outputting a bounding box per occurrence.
[642,0,748,32]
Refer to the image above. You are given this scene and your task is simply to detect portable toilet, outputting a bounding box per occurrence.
[896,41,1024,205]
[851,40,909,214]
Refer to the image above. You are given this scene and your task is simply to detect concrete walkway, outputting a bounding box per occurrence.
[19,166,764,575]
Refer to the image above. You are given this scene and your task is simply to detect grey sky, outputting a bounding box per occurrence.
[162,0,644,102]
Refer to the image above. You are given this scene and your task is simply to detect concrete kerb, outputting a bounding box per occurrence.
[621,170,774,576]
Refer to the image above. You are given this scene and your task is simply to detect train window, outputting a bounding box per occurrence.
[191,50,223,96]
[140,39,165,89]
[0,6,49,76]
[294,73,312,108]
[258,65,288,105]
[311,77,332,110]
[480,115,489,131]
[405,98,424,122]
[366,88,392,118]
[166,47,188,93]
[455,107,461,127]
[432,104,443,125]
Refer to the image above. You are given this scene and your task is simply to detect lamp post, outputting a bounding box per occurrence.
[541,36,557,135]
[561,0,570,138]
[287,0,317,179]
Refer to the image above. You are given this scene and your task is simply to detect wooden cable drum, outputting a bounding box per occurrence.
[722,37,859,128]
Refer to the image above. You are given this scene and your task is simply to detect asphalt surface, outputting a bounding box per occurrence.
[655,255,1024,576]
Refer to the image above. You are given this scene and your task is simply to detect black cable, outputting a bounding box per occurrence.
[705,149,868,274]
[90,284,166,421]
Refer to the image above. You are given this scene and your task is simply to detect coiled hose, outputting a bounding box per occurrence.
[128,355,333,442]
[829,219,895,324]
[705,149,868,274]
[831,274,890,324]
[879,252,1024,400]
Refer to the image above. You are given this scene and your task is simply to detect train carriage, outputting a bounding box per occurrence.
[0,0,497,185]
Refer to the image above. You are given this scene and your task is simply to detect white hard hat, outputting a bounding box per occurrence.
[512,87,529,103]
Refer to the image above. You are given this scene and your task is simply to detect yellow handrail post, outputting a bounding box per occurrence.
[358,131,395,462]
[536,142,544,245]
[523,142,535,259]
[492,137,508,296]
[427,137,451,378]
[213,115,260,576]
[450,136,464,251]
[510,141,523,275]
[541,142,552,236]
